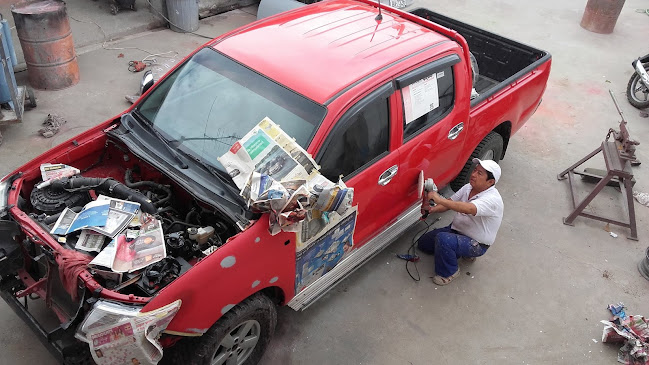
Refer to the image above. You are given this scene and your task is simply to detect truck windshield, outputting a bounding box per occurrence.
[137,47,326,171]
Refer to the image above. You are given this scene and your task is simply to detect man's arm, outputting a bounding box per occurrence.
[428,191,477,216]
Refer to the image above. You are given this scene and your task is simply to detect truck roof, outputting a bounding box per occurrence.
[213,0,451,104]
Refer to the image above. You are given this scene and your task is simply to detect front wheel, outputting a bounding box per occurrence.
[172,293,277,365]
[450,132,504,192]
[626,65,649,109]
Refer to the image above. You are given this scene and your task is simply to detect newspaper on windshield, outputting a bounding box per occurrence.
[112,215,166,273]
[85,300,181,365]
[219,117,354,235]
[218,117,316,188]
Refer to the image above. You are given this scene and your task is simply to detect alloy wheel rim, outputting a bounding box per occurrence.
[631,77,649,103]
[211,320,261,365]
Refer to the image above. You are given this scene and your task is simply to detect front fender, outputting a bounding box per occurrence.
[142,218,296,336]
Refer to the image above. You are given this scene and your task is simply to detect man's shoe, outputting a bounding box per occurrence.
[432,269,460,286]
[461,256,476,262]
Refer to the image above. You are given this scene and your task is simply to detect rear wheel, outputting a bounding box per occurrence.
[450,132,504,191]
[626,65,649,109]
[172,293,277,365]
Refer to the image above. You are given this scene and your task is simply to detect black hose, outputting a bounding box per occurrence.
[50,177,156,214]
[43,206,83,225]
[167,220,199,230]
[156,206,178,216]
[124,169,172,207]
[185,208,197,224]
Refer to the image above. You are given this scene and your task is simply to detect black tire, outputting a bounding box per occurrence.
[450,131,503,192]
[171,293,277,365]
[626,66,649,109]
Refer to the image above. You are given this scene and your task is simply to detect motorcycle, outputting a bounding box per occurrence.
[626,54,649,109]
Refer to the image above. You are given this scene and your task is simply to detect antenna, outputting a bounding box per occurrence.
[375,0,383,22]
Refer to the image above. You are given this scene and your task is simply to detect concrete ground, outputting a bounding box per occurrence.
[1,0,649,364]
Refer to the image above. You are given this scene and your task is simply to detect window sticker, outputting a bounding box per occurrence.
[403,74,440,125]
[436,71,445,78]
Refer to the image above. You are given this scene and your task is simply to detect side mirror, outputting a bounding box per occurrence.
[140,70,154,95]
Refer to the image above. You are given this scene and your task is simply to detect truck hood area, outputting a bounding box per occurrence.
[1,120,247,308]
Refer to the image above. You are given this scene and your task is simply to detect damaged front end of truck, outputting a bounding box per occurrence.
[0,43,324,364]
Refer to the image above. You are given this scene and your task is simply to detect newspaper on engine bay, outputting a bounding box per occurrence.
[218,117,354,235]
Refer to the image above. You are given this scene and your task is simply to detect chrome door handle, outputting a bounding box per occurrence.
[378,165,398,186]
[447,122,464,140]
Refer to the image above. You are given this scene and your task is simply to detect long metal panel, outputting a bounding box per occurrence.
[288,203,421,310]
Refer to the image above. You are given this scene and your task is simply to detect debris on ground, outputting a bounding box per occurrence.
[610,232,619,238]
[633,191,649,207]
[640,110,648,118]
[602,270,611,279]
[601,302,649,364]
[128,60,147,72]
[118,53,124,58]
[125,93,140,104]
[37,114,66,138]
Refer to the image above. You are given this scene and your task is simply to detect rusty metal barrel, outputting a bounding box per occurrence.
[11,0,79,90]
[580,0,626,34]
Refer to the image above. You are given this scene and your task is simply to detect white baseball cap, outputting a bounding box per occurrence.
[472,158,501,184]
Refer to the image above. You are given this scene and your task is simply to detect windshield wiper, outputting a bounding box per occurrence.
[168,135,242,147]
[130,111,188,169]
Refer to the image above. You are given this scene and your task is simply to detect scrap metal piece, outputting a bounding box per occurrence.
[557,91,639,240]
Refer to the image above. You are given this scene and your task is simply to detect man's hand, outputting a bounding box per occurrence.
[424,190,449,214]
[428,190,443,204]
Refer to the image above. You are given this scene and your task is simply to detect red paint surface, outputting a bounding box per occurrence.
[3,0,551,340]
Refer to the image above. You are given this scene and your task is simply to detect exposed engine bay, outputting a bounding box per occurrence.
[16,134,242,299]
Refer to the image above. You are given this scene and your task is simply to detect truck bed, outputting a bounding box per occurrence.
[410,8,550,106]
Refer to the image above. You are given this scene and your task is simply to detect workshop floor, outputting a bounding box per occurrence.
[1,1,649,364]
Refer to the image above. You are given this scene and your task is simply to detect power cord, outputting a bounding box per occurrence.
[402,216,440,281]
[69,15,178,65]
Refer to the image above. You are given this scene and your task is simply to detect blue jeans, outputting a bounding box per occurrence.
[417,224,489,277]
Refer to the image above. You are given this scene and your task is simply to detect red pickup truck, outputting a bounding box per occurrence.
[0,1,550,364]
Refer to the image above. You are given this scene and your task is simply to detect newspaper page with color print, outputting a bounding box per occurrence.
[87,300,181,365]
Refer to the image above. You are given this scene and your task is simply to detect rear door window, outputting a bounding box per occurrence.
[398,55,459,141]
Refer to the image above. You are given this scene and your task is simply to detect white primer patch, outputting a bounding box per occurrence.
[269,277,278,283]
[255,237,261,243]
[220,256,236,268]
[252,280,261,288]
[221,304,235,315]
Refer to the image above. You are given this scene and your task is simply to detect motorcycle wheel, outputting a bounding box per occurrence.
[626,64,649,109]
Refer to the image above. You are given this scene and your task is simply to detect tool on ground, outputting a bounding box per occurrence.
[420,178,438,219]
[558,90,639,240]
[396,254,420,262]
[128,60,147,72]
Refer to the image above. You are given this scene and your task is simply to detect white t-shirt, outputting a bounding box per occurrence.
[450,183,503,245]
